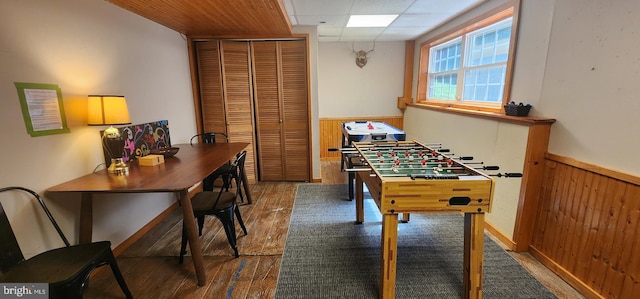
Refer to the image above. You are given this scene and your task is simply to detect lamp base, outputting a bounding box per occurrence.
[108,158,129,175]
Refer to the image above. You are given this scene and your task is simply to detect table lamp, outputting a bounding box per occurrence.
[87,95,131,175]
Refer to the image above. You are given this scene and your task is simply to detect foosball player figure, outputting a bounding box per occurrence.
[391,159,400,173]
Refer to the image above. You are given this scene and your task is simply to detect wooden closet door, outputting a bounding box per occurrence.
[252,41,284,180]
[253,40,309,181]
[280,40,309,181]
[196,41,226,134]
[220,41,257,183]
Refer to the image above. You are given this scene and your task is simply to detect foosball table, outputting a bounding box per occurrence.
[351,140,495,299]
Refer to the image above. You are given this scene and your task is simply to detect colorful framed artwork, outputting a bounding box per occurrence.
[101,120,172,165]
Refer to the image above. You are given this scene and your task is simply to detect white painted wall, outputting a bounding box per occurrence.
[404,0,555,239]
[539,0,640,176]
[0,0,196,256]
[404,109,528,238]
[406,0,640,239]
[318,42,405,117]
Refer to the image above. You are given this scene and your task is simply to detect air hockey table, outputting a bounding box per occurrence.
[341,121,406,146]
[341,121,406,200]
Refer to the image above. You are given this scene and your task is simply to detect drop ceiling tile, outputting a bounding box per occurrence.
[390,13,451,28]
[286,0,485,41]
[350,0,415,14]
[375,35,413,41]
[318,26,344,36]
[288,14,298,25]
[406,0,483,14]
[341,27,386,36]
[284,0,295,15]
[381,26,431,36]
[291,0,355,15]
[319,36,341,42]
[340,35,379,42]
[296,15,349,26]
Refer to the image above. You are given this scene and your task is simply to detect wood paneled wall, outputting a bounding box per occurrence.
[531,153,640,299]
[320,116,403,160]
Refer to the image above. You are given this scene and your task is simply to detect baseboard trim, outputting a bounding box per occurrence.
[484,221,516,250]
[111,183,203,256]
[529,246,604,299]
[112,201,180,257]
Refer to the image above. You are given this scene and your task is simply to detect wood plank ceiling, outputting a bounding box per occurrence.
[106,0,293,37]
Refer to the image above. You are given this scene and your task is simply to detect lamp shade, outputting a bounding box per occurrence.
[87,95,131,125]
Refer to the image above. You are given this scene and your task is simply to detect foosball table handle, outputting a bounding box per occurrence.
[482,166,500,171]
[490,172,523,178]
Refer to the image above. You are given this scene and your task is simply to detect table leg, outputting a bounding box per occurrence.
[180,190,207,286]
[355,172,364,223]
[380,213,398,299]
[79,192,93,244]
[400,213,410,223]
[348,171,355,200]
[463,213,484,299]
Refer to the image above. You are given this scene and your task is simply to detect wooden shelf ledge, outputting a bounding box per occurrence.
[407,103,555,126]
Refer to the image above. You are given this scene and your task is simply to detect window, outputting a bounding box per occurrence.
[428,38,461,100]
[417,3,519,112]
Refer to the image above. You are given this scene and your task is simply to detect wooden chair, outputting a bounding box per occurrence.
[0,186,132,299]
[179,151,248,262]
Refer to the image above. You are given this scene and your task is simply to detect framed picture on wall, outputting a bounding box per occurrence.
[14,82,70,137]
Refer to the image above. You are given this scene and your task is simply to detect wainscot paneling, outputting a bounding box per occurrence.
[320,116,403,161]
[530,153,640,299]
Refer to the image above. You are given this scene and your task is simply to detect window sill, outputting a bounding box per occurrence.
[407,103,556,126]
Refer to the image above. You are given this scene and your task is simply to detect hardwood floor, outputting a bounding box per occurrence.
[85,161,583,298]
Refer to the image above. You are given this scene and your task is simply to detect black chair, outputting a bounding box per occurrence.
[0,187,132,299]
[189,131,228,145]
[190,132,247,203]
[190,132,233,190]
[179,151,248,262]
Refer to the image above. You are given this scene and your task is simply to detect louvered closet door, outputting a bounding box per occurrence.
[280,40,309,181]
[253,40,309,181]
[252,41,284,180]
[220,41,257,183]
[196,41,226,134]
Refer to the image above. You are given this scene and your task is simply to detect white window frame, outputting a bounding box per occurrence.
[417,2,520,113]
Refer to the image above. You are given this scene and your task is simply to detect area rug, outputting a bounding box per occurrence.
[275,184,556,298]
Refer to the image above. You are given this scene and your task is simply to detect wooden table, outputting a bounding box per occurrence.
[352,141,495,299]
[47,142,249,286]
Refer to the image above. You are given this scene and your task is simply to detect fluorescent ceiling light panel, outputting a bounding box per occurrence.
[347,15,398,27]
